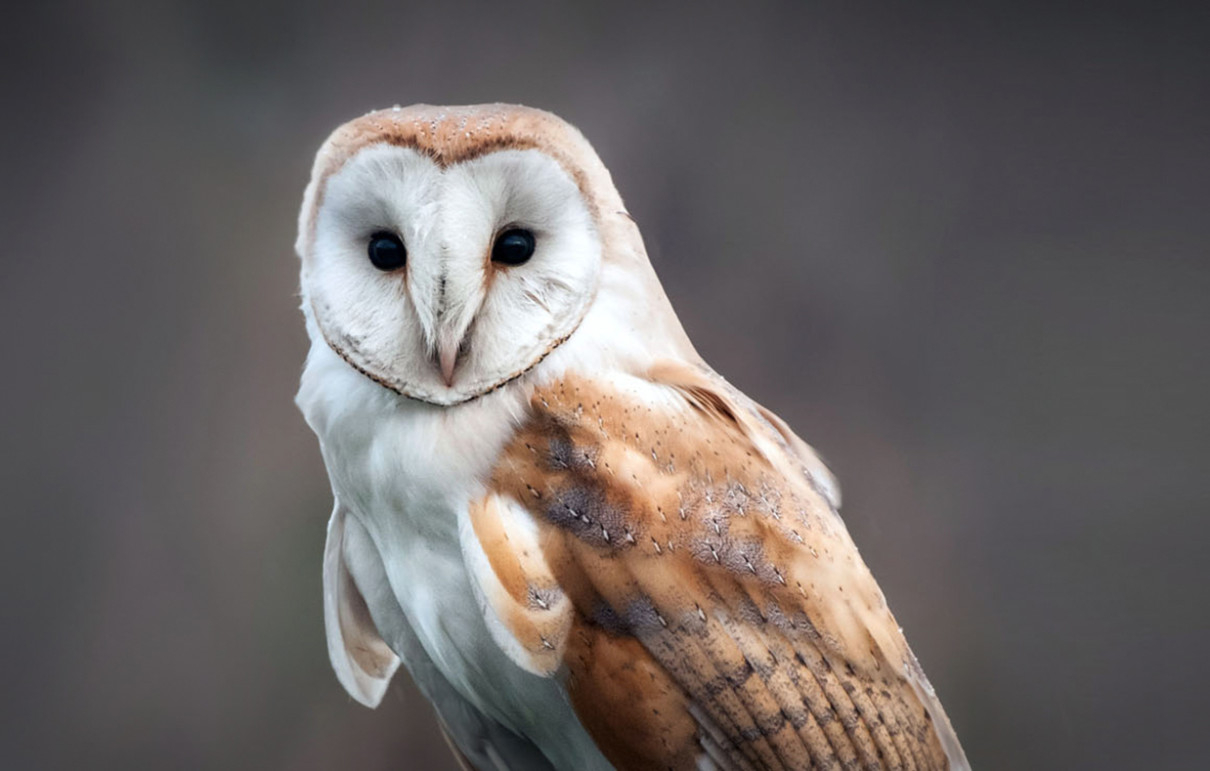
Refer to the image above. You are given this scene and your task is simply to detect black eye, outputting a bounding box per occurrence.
[491,228,536,266]
[367,231,406,271]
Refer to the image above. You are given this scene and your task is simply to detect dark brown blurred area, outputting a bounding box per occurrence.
[2,2,1207,769]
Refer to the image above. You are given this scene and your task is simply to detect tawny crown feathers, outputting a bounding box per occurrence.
[297,104,623,260]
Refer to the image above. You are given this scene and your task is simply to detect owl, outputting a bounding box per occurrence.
[295,104,968,771]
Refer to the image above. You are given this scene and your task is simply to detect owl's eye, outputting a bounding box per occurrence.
[491,228,536,266]
[367,231,406,271]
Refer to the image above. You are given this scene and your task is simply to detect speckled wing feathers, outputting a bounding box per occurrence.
[469,364,964,770]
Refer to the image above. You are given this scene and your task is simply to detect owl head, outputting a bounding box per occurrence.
[296,104,694,406]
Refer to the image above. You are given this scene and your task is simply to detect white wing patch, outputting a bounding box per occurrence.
[323,503,401,706]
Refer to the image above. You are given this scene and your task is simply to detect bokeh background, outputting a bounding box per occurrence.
[2,2,1207,769]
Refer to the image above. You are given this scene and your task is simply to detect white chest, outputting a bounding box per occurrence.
[297,343,610,769]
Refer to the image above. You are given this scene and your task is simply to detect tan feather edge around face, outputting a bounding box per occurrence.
[295,103,695,404]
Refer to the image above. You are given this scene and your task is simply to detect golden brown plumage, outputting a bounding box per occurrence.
[470,364,961,770]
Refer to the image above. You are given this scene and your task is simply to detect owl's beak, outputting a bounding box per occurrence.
[437,341,458,387]
[426,268,482,389]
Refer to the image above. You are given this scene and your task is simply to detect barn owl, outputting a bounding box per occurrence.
[295,103,968,771]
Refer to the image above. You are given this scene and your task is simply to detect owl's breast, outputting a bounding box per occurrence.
[298,340,613,769]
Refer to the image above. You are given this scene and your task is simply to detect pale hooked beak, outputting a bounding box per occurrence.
[426,268,482,389]
[437,341,458,387]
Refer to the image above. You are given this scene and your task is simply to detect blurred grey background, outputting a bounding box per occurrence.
[2,1,1207,769]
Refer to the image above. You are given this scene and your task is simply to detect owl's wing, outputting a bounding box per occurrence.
[463,364,968,770]
[323,502,401,707]
[325,503,557,771]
